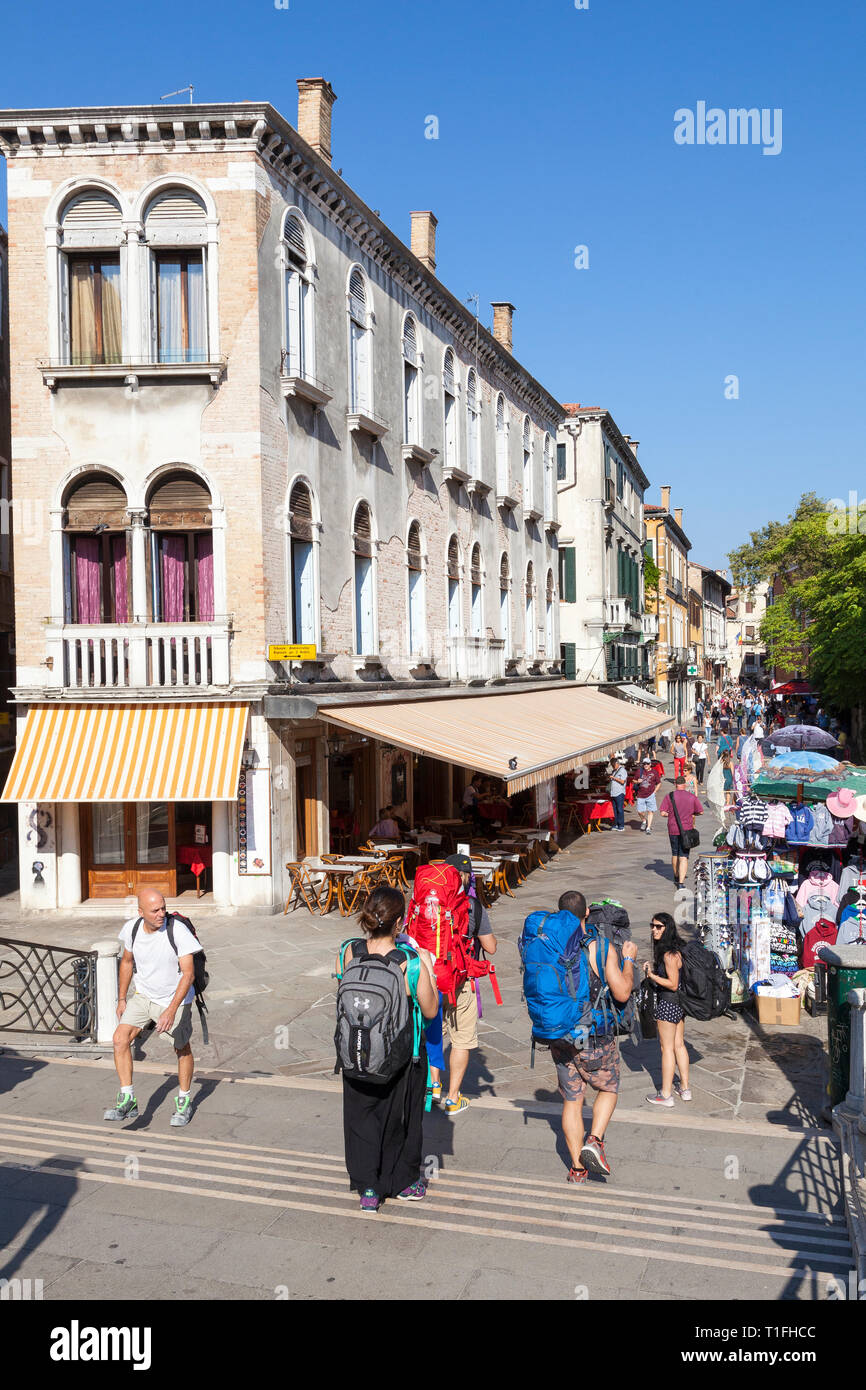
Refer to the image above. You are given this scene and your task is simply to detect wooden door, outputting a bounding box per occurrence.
[295,760,318,859]
[84,803,177,899]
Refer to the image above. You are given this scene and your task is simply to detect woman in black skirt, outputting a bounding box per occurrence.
[643,912,692,1108]
[335,885,438,1213]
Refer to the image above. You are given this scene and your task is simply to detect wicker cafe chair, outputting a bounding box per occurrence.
[340,863,382,916]
[283,862,320,914]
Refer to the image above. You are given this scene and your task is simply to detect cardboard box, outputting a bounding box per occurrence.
[755,993,801,1026]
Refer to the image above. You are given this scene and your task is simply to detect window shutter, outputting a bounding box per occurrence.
[407,523,422,571]
[148,472,212,528]
[499,552,510,590]
[402,315,417,365]
[289,482,313,541]
[447,536,460,581]
[443,349,455,395]
[353,503,373,558]
[546,569,555,603]
[496,395,505,432]
[523,417,531,451]
[285,214,307,268]
[145,190,207,245]
[470,545,482,586]
[556,442,566,480]
[526,562,534,598]
[560,547,576,603]
[349,269,367,323]
[61,192,123,247]
[562,642,576,680]
[65,475,128,530]
[467,370,477,410]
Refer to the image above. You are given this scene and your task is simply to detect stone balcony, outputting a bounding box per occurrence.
[447,636,506,683]
[44,621,232,692]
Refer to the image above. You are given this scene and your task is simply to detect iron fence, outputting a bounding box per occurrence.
[0,938,98,1041]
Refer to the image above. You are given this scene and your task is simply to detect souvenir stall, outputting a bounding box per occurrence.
[694,745,866,1017]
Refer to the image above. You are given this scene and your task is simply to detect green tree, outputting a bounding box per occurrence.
[728,494,866,723]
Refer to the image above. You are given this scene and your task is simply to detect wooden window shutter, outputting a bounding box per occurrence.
[496,395,505,432]
[353,502,373,557]
[65,474,128,530]
[560,546,576,603]
[562,642,577,681]
[145,189,207,245]
[61,191,122,247]
[470,544,482,586]
[407,522,422,571]
[447,536,460,580]
[467,370,477,410]
[443,349,455,395]
[402,315,417,365]
[285,214,307,268]
[547,569,555,603]
[289,482,313,541]
[499,552,510,590]
[526,562,534,597]
[349,269,367,324]
[148,471,212,528]
[523,417,531,451]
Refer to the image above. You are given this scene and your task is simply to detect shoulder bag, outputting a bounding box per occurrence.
[670,790,700,850]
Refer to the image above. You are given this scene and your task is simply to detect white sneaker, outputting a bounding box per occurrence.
[675,1085,693,1101]
[646,1093,675,1107]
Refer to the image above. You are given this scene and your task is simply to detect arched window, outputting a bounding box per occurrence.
[470,543,483,639]
[447,535,461,639]
[543,434,554,521]
[289,481,316,645]
[348,268,371,413]
[466,369,480,479]
[283,212,314,379]
[495,394,508,495]
[407,521,425,655]
[523,416,534,514]
[63,473,129,623]
[59,190,123,366]
[443,349,458,473]
[146,470,213,622]
[353,501,375,653]
[499,552,511,658]
[525,560,536,656]
[545,568,555,655]
[402,314,420,445]
[144,188,209,363]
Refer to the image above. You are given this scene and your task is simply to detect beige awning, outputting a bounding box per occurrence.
[321,685,675,792]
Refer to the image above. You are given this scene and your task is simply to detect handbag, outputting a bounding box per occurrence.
[637,978,657,1040]
[670,789,700,850]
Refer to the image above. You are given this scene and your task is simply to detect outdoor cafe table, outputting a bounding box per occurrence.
[301,859,359,915]
[575,799,615,831]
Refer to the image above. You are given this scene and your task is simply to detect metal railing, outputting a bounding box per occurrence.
[0,938,98,1040]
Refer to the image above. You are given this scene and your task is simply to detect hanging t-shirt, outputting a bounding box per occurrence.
[762,803,793,839]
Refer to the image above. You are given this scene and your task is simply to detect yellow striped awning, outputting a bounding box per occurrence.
[1,703,249,803]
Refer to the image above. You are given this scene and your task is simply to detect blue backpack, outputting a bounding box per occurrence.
[518,910,625,1066]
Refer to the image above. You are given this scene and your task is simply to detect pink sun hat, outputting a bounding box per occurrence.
[826,787,859,818]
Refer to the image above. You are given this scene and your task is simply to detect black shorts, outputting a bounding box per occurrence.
[669,834,691,859]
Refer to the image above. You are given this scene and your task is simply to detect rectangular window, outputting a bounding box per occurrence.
[69,254,122,365]
[556,442,567,481]
[155,252,207,364]
[151,531,213,622]
[291,540,315,644]
[559,547,576,603]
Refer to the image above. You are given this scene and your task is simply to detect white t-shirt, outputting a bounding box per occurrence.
[119,916,202,1008]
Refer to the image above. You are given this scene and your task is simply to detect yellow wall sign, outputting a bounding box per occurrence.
[268,644,317,662]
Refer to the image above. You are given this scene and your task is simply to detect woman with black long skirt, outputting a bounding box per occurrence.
[335,885,439,1213]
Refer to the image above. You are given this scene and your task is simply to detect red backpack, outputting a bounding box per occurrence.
[405,862,471,1004]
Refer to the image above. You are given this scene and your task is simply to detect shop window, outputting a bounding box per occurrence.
[146,471,214,622]
[289,480,317,645]
[407,521,426,655]
[353,501,376,653]
[144,189,209,364]
[58,190,124,366]
[63,473,130,624]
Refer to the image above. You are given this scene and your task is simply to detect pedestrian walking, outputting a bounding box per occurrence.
[434,853,498,1112]
[658,777,704,887]
[609,754,628,833]
[634,757,661,834]
[545,892,639,1182]
[104,888,203,1127]
[643,913,691,1106]
[334,885,438,1213]
[692,733,709,787]
[672,733,688,781]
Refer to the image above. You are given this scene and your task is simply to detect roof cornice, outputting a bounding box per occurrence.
[561,405,649,490]
[0,102,564,423]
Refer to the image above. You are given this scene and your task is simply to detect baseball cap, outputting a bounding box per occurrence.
[445,853,472,875]
[642,757,652,765]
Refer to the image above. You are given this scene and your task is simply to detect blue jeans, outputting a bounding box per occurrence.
[611,794,625,829]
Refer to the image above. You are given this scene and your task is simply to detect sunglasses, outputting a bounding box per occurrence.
[650,922,665,931]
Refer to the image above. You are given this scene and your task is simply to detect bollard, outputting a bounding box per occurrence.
[92,939,121,1045]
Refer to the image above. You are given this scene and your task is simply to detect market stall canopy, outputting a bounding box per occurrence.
[761,726,839,754]
[0,702,248,803]
[770,680,813,694]
[767,751,839,772]
[321,686,675,793]
[616,683,669,709]
[751,762,866,804]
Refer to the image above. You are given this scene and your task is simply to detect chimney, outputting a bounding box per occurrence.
[297,78,337,165]
[410,211,437,273]
[491,302,515,354]
[674,507,683,528]
[624,435,639,457]
[660,485,671,512]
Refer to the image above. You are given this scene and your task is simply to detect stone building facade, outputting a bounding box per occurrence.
[0,84,561,913]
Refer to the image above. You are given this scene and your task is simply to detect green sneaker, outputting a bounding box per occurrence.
[103,1091,138,1122]
[170,1094,193,1127]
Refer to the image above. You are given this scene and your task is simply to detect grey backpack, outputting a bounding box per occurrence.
[333,939,422,1084]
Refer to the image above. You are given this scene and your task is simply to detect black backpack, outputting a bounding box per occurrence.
[130,912,210,1041]
[587,900,631,953]
[677,940,732,1021]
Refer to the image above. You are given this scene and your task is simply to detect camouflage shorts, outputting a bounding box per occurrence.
[549,1034,620,1101]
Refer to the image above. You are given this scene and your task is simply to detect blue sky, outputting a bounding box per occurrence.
[1,0,862,570]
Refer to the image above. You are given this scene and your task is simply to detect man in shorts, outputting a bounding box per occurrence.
[634,757,661,834]
[438,854,497,1117]
[104,886,203,1127]
[658,777,704,887]
[549,891,638,1182]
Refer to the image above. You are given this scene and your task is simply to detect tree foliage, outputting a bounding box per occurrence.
[727,493,866,712]
[643,553,660,597]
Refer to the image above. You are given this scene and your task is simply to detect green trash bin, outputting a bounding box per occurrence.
[822,945,866,1108]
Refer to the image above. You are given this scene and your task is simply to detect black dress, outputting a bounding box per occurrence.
[341,944,427,1198]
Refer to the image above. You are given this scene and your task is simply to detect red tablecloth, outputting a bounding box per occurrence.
[576,800,614,827]
[478,801,510,821]
[177,844,213,878]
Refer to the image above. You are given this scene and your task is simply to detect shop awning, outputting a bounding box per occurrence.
[617,683,669,710]
[1,702,248,803]
[321,686,675,793]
